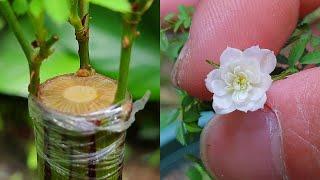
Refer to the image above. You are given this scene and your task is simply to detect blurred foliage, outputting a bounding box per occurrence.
[160,5,193,60]
[185,154,213,180]
[89,0,131,13]
[12,0,28,15]
[285,7,320,71]
[0,2,159,100]
[26,143,37,170]
[161,7,211,146]
[146,149,160,167]
[13,0,132,24]
[9,172,23,180]
[0,1,159,178]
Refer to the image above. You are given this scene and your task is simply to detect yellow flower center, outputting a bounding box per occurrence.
[233,74,249,91]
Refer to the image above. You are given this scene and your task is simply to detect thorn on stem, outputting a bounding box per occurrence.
[131,2,140,12]
[122,36,130,48]
[81,14,89,26]
[30,70,35,79]
[31,40,40,48]
[135,31,140,37]
[76,69,91,77]
[46,35,59,48]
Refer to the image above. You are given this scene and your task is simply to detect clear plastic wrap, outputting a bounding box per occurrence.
[28,92,150,180]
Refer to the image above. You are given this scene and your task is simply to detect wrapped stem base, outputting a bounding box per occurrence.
[29,95,132,180]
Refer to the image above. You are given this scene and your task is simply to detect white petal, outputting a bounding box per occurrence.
[258,73,273,91]
[250,94,267,111]
[245,69,260,84]
[250,88,265,101]
[211,80,227,96]
[236,104,250,113]
[259,49,277,74]
[205,69,221,93]
[220,47,243,66]
[243,46,261,57]
[222,72,235,85]
[243,46,276,74]
[213,94,233,109]
[243,46,262,64]
[232,91,248,103]
[213,104,236,115]
[207,69,221,80]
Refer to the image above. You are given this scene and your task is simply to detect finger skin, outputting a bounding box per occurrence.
[300,0,320,17]
[160,0,199,18]
[172,0,300,100]
[201,67,320,179]
[201,109,284,180]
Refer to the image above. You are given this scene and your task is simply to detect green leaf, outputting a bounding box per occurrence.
[27,143,37,170]
[187,164,212,180]
[182,95,194,107]
[184,122,202,133]
[174,19,183,32]
[183,108,200,123]
[160,108,180,129]
[12,0,28,15]
[177,5,193,29]
[0,17,5,31]
[160,30,169,52]
[301,7,320,25]
[311,35,320,48]
[288,31,311,68]
[29,0,43,17]
[164,13,175,22]
[44,0,70,24]
[187,165,203,180]
[147,149,160,167]
[89,0,131,13]
[186,155,214,180]
[161,33,188,60]
[178,6,190,28]
[176,122,187,146]
[300,51,320,64]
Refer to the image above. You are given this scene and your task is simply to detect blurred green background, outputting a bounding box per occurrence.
[0,1,159,179]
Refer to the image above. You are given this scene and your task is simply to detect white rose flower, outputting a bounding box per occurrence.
[205,46,276,114]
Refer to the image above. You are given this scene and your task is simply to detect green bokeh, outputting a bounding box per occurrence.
[0,4,159,100]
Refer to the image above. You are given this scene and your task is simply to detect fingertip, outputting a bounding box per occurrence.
[200,109,285,179]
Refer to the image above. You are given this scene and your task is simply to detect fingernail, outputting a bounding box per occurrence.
[200,108,286,179]
[171,41,190,87]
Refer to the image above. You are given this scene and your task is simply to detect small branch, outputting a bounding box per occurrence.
[114,21,138,102]
[69,0,82,29]
[206,59,220,68]
[114,0,153,102]
[79,0,89,26]
[276,62,289,69]
[69,0,91,71]
[301,7,320,25]
[271,69,295,81]
[0,1,33,63]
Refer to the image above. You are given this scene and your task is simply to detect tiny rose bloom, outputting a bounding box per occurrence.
[205,46,276,114]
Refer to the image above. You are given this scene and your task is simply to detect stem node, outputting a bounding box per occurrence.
[122,36,131,48]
